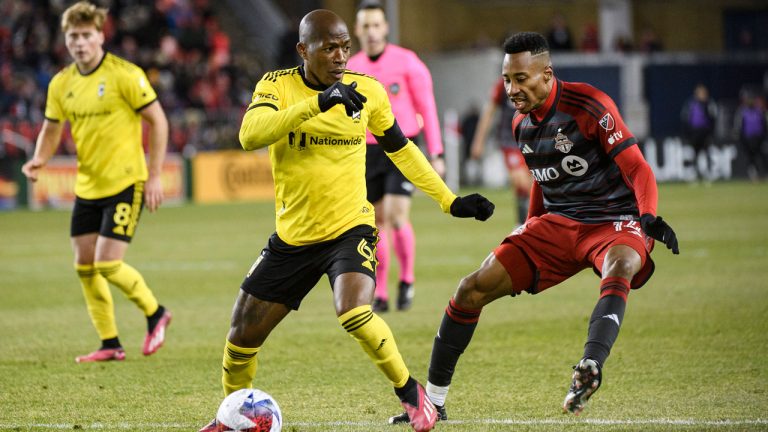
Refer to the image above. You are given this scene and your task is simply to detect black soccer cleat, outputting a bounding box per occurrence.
[388,404,447,425]
[373,297,389,312]
[397,281,414,311]
[563,358,602,415]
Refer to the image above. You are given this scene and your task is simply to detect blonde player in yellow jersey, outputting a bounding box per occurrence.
[21,1,171,364]
[199,9,494,432]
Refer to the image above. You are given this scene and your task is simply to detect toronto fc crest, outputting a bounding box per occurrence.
[554,129,574,153]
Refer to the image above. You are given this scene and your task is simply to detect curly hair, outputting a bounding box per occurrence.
[503,32,549,55]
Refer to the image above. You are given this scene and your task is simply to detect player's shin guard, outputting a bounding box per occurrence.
[76,263,118,340]
[583,277,630,366]
[392,222,415,284]
[94,260,159,316]
[221,340,260,396]
[339,305,409,388]
[428,299,481,391]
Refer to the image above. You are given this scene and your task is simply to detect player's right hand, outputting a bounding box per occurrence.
[450,193,495,221]
[21,158,45,182]
[318,81,367,116]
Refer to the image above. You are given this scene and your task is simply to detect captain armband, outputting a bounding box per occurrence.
[374,121,408,153]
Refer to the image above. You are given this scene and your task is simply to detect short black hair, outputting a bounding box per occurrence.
[503,32,549,55]
[357,1,384,13]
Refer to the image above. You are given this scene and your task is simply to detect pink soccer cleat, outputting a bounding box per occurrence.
[400,381,438,432]
[143,309,172,356]
[75,348,126,363]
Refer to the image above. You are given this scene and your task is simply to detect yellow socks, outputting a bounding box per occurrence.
[76,264,118,340]
[221,340,260,396]
[94,260,159,316]
[339,305,409,388]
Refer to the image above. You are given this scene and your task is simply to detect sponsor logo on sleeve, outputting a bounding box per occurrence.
[607,130,624,145]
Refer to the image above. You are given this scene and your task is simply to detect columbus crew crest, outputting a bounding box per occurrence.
[554,128,574,153]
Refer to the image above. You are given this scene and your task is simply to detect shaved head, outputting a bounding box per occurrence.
[299,9,348,46]
[296,9,352,87]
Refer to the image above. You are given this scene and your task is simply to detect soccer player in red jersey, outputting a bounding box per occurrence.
[390,32,679,424]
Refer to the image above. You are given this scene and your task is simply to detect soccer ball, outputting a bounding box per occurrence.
[216,388,282,432]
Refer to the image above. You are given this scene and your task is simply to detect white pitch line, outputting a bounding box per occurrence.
[2,419,766,429]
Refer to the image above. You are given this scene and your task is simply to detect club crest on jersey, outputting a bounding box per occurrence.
[600,113,615,131]
[554,129,573,153]
[389,83,400,95]
[352,109,361,120]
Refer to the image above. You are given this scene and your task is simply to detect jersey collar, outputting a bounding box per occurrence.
[529,78,561,125]
[76,51,107,77]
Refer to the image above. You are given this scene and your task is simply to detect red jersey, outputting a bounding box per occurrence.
[514,79,657,223]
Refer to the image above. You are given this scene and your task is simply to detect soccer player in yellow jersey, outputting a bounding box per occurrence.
[199,9,494,432]
[21,1,171,363]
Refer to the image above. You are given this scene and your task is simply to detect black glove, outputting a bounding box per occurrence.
[450,193,495,221]
[318,81,367,116]
[640,213,679,254]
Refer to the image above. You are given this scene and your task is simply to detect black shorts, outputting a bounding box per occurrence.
[70,183,145,242]
[365,142,415,203]
[241,225,378,310]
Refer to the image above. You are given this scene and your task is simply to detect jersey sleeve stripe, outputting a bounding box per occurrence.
[44,115,60,123]
[134,98,158,112]
[561,94,603,118]
[607,137,638,159]
[562,89,607,112]
[247,102,278,112]
[560,99,600,120]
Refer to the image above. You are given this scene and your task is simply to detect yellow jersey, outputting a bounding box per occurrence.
[240,66,455,245]
[45,52,157,199]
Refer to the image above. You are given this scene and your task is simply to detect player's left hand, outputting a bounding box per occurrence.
[450,193,495,221]
[640,213,679,254]
[144,174,164,213]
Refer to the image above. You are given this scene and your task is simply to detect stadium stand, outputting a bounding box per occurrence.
[0,0,262,157]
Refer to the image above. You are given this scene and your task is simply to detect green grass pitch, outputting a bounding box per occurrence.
[1,182,766,431]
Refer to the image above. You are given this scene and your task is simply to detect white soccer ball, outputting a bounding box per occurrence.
[216,388,282,432]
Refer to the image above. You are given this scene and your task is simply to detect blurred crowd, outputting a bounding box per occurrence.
[0,0,264,160]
